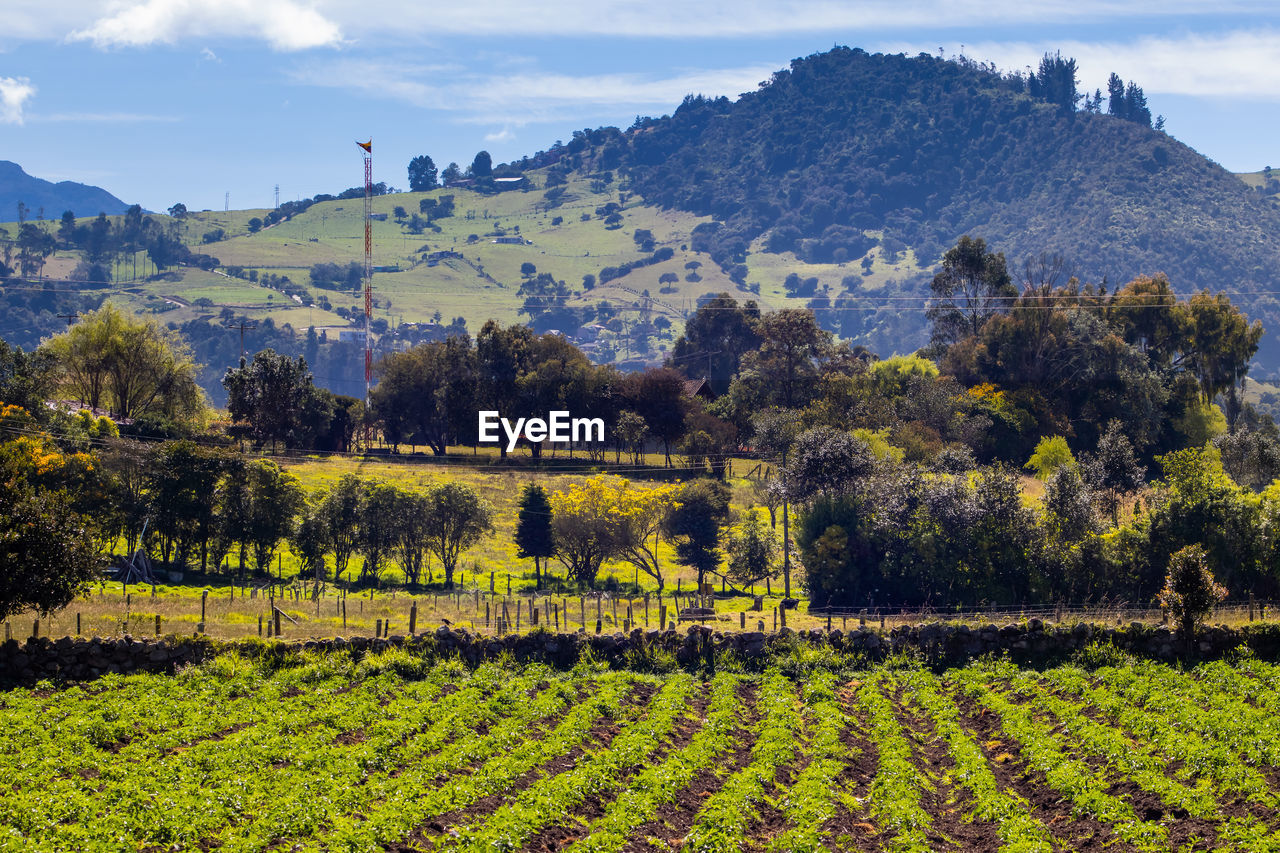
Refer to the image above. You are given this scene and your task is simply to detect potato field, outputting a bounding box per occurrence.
[4,650,1280,851]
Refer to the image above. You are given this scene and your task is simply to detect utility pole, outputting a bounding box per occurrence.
[56,313,79,327]
[228,319,257,364]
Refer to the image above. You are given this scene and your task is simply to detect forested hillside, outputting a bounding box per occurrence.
[599,47,1280,366]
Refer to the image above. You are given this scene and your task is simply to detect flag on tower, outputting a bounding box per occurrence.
[357,140,372,153]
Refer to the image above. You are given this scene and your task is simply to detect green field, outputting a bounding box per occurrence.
[4,648,1280,850]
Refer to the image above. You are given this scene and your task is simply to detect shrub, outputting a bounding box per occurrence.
[1157,544,1227,636]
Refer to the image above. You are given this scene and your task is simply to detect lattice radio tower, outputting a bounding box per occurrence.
[357,140,374,405]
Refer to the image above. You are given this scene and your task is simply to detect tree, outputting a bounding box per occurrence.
[16,223,56,277]
[1186,290,1263,431]
[1082,420,1146,524]
[927,235,1015,346]
[469,150,492,178]
[390,488,432,585]
[623,367,691,466]
[1042,465,1098,543]
[0,480,100,621]
[549,477,621,588]
[751,407,802,595]
[407,155,439,191]
[1157,544,1227,637]
[223,349,320,451]
[515,483,555,588]
[247,217,263,233]
[291,508,330,591]
[0,339,55,417]
[614,410,649,464]
[441,162,462,185]
[475,321,533,458]
[1123,81,1151,127]
[167,203,188,220]
[665,480,730,588]
[1028,51,1080,113]
[319,474,363,583]
[243,460,304,574]
[754,308,829,408]
[726,508,779,588]
[422,481,493,587]
[148,440,226,571]
[43,304,205,424]
[1106,72,1126,118]
[668,293,762,394]
[370,338,475,454]
[1024,436,1075,481]
[610,481,680,591]
[357,482,401,584]
[785,427,876,504]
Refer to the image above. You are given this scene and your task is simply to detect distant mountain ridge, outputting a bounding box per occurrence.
[0,161,131,221]
[588,47,1280,368]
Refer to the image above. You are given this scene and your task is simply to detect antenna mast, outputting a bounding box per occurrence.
[358,140,374,406]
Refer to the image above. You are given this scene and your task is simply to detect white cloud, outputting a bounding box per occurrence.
[201,47,219,61]
[69,0,342,51]
[484,127,515,143]
[0,77,36,124]
[292,59,779,123]
[904,29,1280,100]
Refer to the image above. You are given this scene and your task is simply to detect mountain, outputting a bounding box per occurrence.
[585,47,1280,368]
[0,161,132,220]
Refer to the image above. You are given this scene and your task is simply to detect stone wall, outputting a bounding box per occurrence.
[4,619,1280,685]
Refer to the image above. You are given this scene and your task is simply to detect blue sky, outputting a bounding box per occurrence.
[1,1,1277,213]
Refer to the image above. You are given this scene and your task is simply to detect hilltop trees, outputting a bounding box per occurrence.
[1107,73,1152,126]
[1027,51,1080,113]
[407,155,439,191]
[469,151,493,178]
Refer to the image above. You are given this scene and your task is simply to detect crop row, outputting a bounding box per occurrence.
[8,656,1280,851]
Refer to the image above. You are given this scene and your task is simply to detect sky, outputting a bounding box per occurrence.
[0,1,1278,213]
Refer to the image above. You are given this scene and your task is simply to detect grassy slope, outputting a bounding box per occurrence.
[1,169,931,362]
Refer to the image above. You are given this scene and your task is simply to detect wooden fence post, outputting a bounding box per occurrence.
[76,613,81,636]
[274,608,281,637]
[32,619,39,639]
[409,603,418,636]
[258,615,263,636]
[201,590,208,624]
[156,614,161,637]
[376,618,382,638]
[659,605,668,631]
